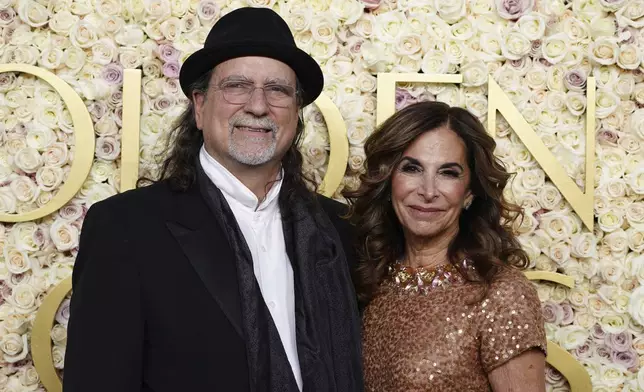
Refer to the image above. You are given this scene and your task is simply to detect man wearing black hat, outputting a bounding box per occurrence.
[63,7,364,392]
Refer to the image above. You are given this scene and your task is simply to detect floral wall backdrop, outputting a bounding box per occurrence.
[0,0,643,390]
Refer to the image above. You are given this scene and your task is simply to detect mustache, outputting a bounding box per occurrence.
[229,115,277,132]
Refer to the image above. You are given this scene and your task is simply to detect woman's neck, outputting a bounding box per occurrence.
[402,230,457,269]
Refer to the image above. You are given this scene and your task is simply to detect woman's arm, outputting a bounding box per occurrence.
[488,349,546,392]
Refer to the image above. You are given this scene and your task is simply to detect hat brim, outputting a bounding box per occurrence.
[179,41,324,107]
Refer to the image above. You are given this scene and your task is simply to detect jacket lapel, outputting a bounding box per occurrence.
[166,186,243,338]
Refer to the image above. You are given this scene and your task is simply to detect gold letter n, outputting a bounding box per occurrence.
[487,77,596,231]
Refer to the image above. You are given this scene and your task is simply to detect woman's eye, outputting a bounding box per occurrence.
[400,164,421,173]
[440,170,460,177]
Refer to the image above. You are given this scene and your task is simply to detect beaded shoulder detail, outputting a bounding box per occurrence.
[385,260,476,295]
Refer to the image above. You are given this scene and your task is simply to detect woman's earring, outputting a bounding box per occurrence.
[464,199,472,210]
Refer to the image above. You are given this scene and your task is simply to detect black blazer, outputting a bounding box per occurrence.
[63,181,358,392]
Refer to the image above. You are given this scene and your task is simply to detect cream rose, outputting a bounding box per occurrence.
[52,344,66,369]
[595,89,620,119]
[435,0,466,23]
[49,219,79,251]
[590,37,619,65]
[3,246,31,274]
[555,325,589,349]
[35,166,64,192]
[450,19,474,41]
[615,0,644,29]
[374,11,407,43]
[0,333,28,363]
[8,284,38,314]
[501,30,531,60]
[9,175,40,204]
[617,43,641,70]
[421,51,449,74]
[542,33,568,64]
[50,324,67,345]
[536,183,562,210]
[26,127,56,151]
[17,0,50,27]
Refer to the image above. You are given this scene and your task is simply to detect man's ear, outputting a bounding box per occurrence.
[193,91,205,130]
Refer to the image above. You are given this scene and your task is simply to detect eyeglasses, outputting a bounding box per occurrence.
[213,81,298,108]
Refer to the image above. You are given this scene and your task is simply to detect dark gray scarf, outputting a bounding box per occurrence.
[197,163,363,392]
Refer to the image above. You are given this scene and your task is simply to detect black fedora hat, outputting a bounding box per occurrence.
[179,7,324,106]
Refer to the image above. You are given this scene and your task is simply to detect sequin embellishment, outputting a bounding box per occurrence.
[387,260,474,295]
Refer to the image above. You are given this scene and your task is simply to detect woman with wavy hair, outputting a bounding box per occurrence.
[345,101,547,392]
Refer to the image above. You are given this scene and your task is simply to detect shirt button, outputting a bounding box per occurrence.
[261,245,267,252]
[268,301,276,309]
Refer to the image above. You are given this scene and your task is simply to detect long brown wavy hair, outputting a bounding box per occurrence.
[344,101,529,304]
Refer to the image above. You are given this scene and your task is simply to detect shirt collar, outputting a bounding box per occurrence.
[199,145,283,211]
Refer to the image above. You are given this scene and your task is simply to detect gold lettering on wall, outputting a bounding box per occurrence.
[487,78,596,231]
[314,94,349,197]
[0,65,95,223]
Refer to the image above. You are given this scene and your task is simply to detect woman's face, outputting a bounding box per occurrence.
[390,126,473,241]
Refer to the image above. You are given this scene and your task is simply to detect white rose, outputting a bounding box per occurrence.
[546,64,566,91]
[35,166,64,192]
[17,0,50,27]
[49,10,79,35]
[524,65,547,90]
[42,143,68,167]
[50,324,67,345]
[8,284,37,314]
[627,228,644,253]
[461,60,488,87]
[69,20,99,48]
[595,89,620,118]
[570,232,598,258]
[516,13,545,40]
[555,325,589,349]
[479,32,504,61]
[374,11,407,44]
[547,242,570,266]
[26,126,56,151]
[568,287,588,308]
[52,344,66,369]
[590,37,619,65]
[542,33,569,64]
[450,19,474,40]
[0,333,28,363]
[465,95,487,118]
[39,46,64,69]
[13,147,43,174]
[3,246,31,274]
[9,175,40,204]
[435,0,465,23]
[501,30,531,60]
[600,313,629,334]
[63,46,86,70]
[49,219,79,251]
[600,364,627,388]
[393,33,424,56]
[288,8,312,32]
[0,188,17,214]
[420,51,449,74]
[617,43,641,70]
[628,285,644,325]
[83,182,118,207]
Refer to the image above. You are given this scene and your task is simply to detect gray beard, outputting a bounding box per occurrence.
[227,128,277,166]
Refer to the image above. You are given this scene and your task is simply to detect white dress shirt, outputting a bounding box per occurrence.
[199,146,302,390]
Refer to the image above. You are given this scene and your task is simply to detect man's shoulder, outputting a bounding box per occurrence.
[315,194,350,218]
[87,180,175,219]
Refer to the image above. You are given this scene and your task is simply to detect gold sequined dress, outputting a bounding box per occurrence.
[362,262,547,392]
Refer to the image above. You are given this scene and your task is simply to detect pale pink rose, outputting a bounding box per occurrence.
[108,91,123,108]
[101,63,123,85]
[95,136,120,161]
[395,88,414,111]
[346,37,365,58]
[544,365,565,385]
[595,344,612,360]
[610,349,638,370]
[162,62,180,79]
[361,0,382,9]
[598,129,619,146]
[87,101,108,122]
[591,324,606,342]
[561,303,574,325]
[55,298,70,326]
[114,107,123,127]
[496,0,534,20]
[574,342,594,359]
[158,44,180,63]
[152,95,175,112]
[0,7,16,26]
[564,69,587,92]
[606,332,633,352]
[197,0,219,25]
[542,301,564,324]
